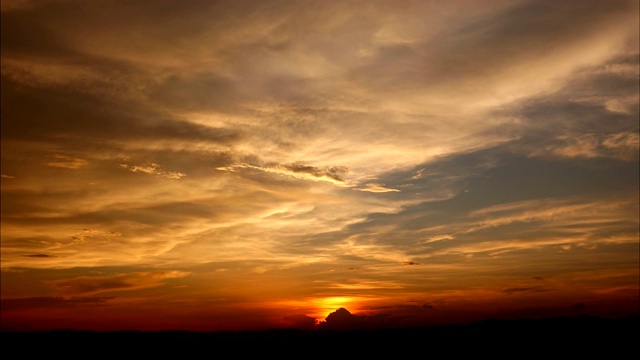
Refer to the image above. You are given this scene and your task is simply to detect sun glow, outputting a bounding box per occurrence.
[312,297,358,320]
[1,0,638,333]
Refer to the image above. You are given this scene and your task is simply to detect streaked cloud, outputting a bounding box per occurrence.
[22,253,57,258]
[1,296,114,311]
[218,162,349,186]
[1,0,637,331]
[46,154,88,169]
[503,287,550,294]
[356,183,401,193]
[118,162,186,180]
[550,132,639,160]
[49,271,189,295]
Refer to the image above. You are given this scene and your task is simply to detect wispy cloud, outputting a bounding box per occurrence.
[218,162,349,186]
[1,0,638,330]
[551,132,639,160]
[22,253,57,258]
[49,271,189,295]
[1,296,114,311]
[502,286,550,294]
[355,183,401,193]
[46,155,88,169]
[118,162,186,180]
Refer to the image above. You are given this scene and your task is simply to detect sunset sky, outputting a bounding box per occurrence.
[1,0,639,332]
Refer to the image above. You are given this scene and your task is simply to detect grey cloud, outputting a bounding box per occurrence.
[294,142,638,258]
[500,52,638,135]
[351,0,638,92]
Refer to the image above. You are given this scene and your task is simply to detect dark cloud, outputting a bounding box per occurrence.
[51,277,134,294]
[0,78,242,145]
[490,304,599,320]
[22,254,57,258]
[1,7,79,58]
[1,296,114,311]
[317,308,390,330]
[283,163,349,182]
[352,0,638,92]
[572,303,586,311]
[283,314,317,330]
[503,286,550,294]
[1,0,637,331]
[493,53,639,159]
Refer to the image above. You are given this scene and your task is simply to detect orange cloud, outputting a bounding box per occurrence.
[49,271,189,295]
[46,155,88,169]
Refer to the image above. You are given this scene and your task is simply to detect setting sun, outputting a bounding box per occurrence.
[1,0,638,333]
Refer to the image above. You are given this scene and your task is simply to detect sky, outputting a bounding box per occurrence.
[1,0,639,332]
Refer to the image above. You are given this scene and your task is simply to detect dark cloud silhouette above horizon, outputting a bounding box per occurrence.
[1,0,638,331]
[317,308,391,330]
[283,314,317,330]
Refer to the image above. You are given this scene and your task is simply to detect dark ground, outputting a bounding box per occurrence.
[2,315,638,357]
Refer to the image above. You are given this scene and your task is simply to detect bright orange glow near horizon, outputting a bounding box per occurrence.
[1,0,639,332]
[314,297,359,319]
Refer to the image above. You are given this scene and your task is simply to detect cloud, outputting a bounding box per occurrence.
[68,229,122,246]
[46,154,88,169]
[218,162,350,186]
[0,296,114,311]
[49,271,189,295]
[316,307,390,330]
[284,163,349,183]
[118,162,186,180]
[22,253,57,258]
[0,0,638,331]
[283,314,317,330]
[355,183,401,193]
[295,142,639,267]
[550,132,639,161]
[502,286,550,294]
[572,303,586,311]
[1,174,14,179]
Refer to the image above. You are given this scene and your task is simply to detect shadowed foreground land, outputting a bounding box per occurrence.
[2,315,638,356]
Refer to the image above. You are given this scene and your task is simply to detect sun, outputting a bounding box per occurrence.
[312,297,358,320]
